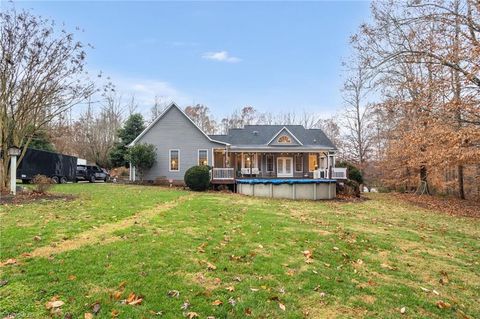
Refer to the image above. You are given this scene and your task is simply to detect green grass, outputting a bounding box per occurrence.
[1,184,479,318]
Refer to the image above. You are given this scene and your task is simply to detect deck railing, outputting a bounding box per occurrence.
[211,167,235,180]
[331,167,347,179]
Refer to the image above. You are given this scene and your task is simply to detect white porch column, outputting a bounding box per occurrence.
[132,166,136,181]
[129,163,132,181]
[325,154,330,179]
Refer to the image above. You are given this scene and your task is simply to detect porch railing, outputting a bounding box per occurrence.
[211,168,235,180]
[331,167,347,179]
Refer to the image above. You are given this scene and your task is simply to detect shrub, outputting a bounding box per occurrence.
[184,165,210,191]
[337,161,363,184]
[32,174,53,193]
[125,143,156,180]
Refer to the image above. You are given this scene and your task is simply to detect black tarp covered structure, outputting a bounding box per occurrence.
[17,148,77,182]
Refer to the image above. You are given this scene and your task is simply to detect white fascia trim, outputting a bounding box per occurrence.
[128,102,229,146]
[266,126,304,146]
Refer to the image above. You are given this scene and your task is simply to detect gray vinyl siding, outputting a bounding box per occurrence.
[134,106,224,181]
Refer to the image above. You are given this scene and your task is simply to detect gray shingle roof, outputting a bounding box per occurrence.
[209,125,336,149]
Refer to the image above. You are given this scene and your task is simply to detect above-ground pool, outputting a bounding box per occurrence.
[236,179,336,200]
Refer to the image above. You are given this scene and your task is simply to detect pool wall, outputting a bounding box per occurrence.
[236,179,336,200]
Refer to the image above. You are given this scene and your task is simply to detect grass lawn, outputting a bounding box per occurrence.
[1,184,479,318]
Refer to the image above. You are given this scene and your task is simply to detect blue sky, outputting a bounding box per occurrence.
[12,1,371,118]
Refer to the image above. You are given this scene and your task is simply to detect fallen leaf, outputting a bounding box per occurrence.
[167,290,180,298]
[400,307,406,314]
[33,235,42,241]
[111,309,119,317]
[3,259,17,266]
[225,286,235,292]
[250,288,259,292]
[420,287,429,292]
[206,262,217,270]
[68,275,76,281]
[279,302,286,311]
[303,250,313,258]
[436,300,451,309]
[211,299,223,306]
[128,298,143,306]
[181,300,190,310]
[112,291,122,300]
[45,297,64,310]
[186,312,199,319]
[0,280,8,287]
[245,308,252,316]
[124,292,142,306]
[118,281,127,289]
[84,313,93,319]
[380,263,397,271]
[197,243,207,253]
[92,302,101,315]
[228,297,236,306]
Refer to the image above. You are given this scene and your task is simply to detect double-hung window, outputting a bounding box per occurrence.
[266,155,274,172]
[198,149,208,166]
[169,150,179,171]
[295,154,303,172]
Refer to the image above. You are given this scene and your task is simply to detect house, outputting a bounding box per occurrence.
[128,103,346,187]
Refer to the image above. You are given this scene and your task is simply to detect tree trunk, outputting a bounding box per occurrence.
[417,164,430,195]
[458,165,465,199]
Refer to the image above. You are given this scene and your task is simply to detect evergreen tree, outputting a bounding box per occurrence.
[29,130,55,152]
[109,113,145,167]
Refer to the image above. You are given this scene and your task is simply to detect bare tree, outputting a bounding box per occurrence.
[150,95,169,122]
[184,104,217,134]
[0,7,95,189]
[341,64,375,172]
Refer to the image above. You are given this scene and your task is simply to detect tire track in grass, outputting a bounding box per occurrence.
[1,194,194,264]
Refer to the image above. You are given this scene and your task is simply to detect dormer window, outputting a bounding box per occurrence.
[277,135,291,143]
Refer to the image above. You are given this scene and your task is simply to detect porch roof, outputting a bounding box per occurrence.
[225,146,333,153]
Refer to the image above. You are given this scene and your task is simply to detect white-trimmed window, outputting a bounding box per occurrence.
[169,149,180,171]
[266,155,274,172]
[198,149,208,166]
[295,154,303,172]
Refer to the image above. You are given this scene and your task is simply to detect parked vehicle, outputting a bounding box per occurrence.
[76,165,110,183]
[17,148,77,184]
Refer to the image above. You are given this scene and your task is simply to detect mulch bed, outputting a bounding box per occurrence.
[392,193,480,219]
[0,191,76,205]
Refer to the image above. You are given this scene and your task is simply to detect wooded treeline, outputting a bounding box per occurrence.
[343,0,480,199]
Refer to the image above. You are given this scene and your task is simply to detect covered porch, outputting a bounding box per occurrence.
[211,148,347,183]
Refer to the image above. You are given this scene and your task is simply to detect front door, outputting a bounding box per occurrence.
[277,157,293,177]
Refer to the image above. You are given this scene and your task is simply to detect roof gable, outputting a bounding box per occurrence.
[129,102,228,146]
[267,127,303,146]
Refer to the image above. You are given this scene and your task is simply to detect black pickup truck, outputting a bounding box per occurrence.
[76,165,110,183]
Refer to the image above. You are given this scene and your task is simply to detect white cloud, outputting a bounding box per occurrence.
[118,78,189,107]
[202,51,241,63]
